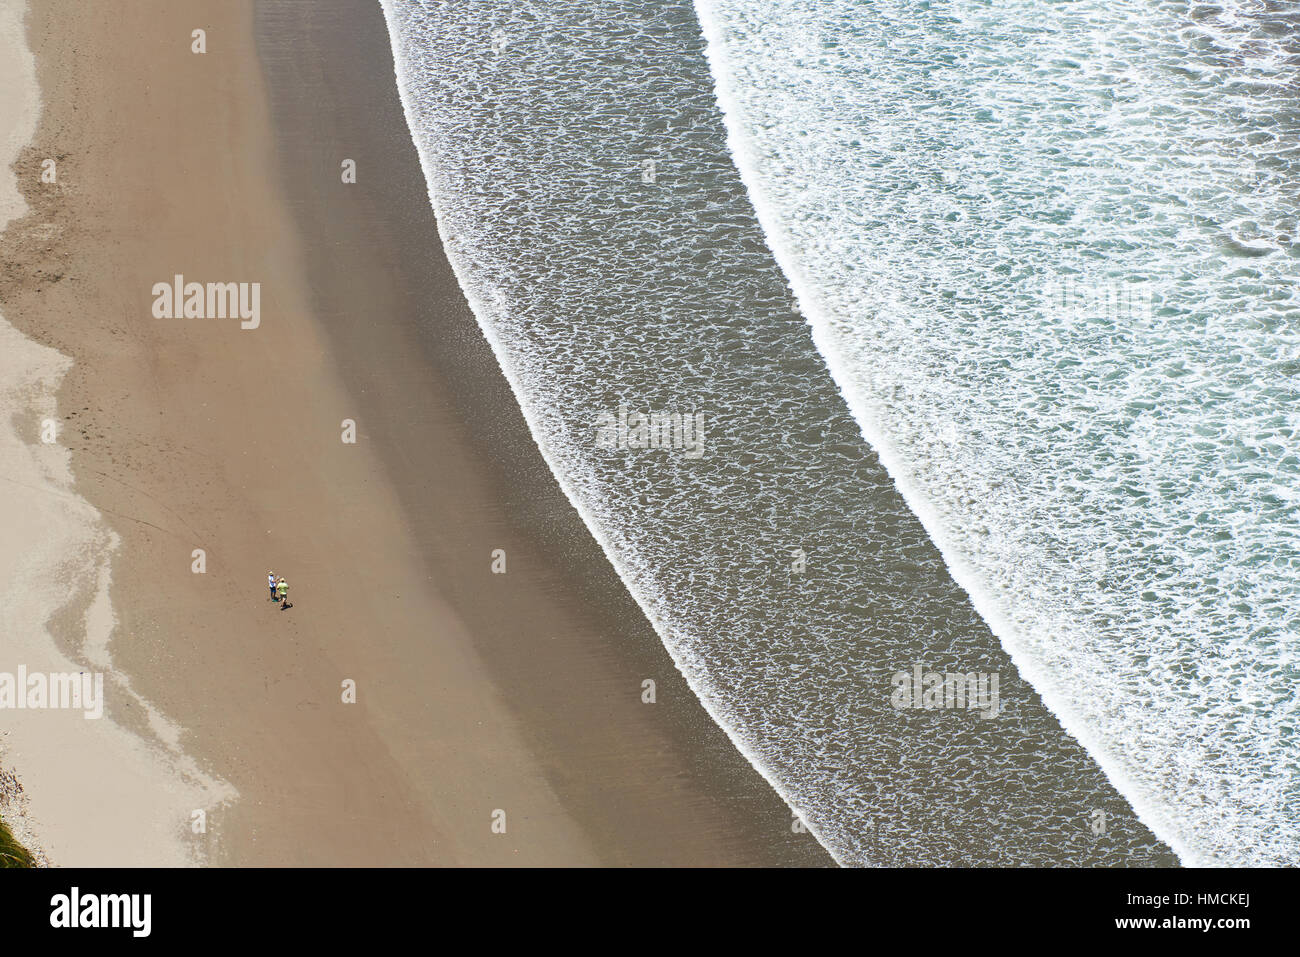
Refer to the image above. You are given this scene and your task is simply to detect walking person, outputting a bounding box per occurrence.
[276,576,290,609]
[268,571,277,601]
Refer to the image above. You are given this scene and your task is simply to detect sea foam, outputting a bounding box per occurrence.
[694,0,1300,865]
[378,0,1207,865]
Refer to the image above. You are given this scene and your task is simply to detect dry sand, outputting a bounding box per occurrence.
[0,0,831,865]
[0,0,233,867]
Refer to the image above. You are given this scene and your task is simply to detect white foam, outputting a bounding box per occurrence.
[375,0,1242,866]
[693,0,1300,865]
[375,0,848,864]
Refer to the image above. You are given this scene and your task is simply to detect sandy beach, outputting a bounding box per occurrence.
[0,0,231,867]
[0,0,829,866]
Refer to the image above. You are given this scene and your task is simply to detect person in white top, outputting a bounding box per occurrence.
[268,571,277,601]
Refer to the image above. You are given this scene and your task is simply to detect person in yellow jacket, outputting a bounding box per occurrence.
[276,577,289,609]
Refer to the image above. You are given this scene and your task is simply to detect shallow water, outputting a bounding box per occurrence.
[373,0,1238,864]
[697,0,1300,865]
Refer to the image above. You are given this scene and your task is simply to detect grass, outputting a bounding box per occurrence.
[0,816,34,867]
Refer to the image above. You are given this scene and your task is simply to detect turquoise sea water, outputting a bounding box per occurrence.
[380,0,1297,864]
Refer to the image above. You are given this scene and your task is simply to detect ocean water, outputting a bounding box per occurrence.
[379,0,1294,865]
[694,0,1300,864]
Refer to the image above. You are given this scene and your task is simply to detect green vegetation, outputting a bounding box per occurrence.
[0,815,34,867]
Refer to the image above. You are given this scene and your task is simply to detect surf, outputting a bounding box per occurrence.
[694,0,1300,865]
[377,0,1194,866]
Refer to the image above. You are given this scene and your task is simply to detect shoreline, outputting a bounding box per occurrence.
[1,0,830,866]
[361,0,1178,867]
[254,0,830,866]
